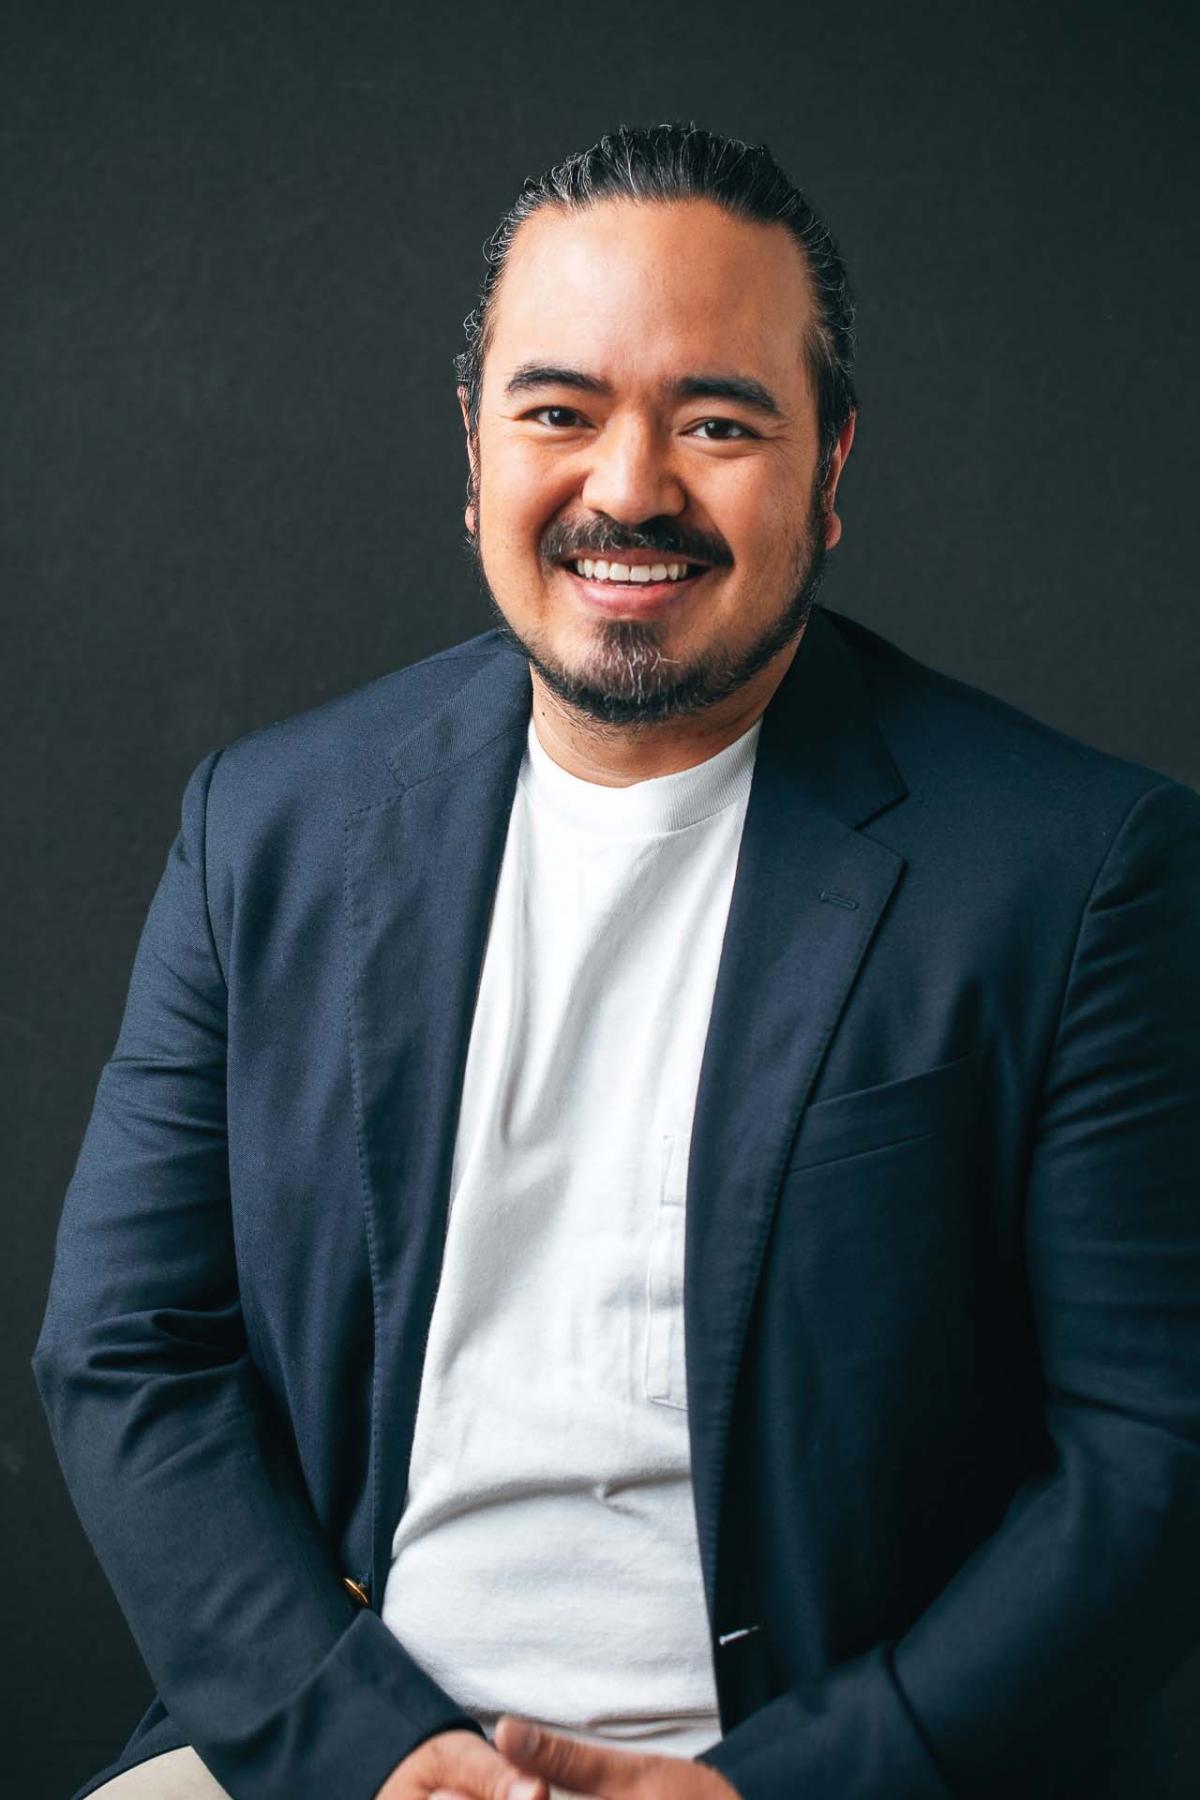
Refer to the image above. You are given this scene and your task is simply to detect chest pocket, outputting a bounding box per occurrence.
[783,1049,982,1177]
[643,1131,688,1410]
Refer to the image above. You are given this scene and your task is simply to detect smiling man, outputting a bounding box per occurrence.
[35,122,1200,1800]
[457,189,852,779]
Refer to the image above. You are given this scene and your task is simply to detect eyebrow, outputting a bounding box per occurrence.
[502,362,786,421]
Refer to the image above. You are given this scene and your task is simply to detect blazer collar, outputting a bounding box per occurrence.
[384,603,906,829]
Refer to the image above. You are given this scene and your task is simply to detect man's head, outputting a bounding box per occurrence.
[454,122,858,731]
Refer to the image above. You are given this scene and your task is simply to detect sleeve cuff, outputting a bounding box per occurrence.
[695,1642,952,1800]
[198,1609,487,1800]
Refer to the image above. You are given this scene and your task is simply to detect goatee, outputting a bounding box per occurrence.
[465,484,829,730]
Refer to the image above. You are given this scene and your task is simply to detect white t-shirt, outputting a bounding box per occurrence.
[381,708,763,1760]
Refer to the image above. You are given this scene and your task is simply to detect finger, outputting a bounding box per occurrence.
[425,1729,548,1800]
[429,1792,517,1800]
[495,1717,643,1795]
[426,1789,547,1800]
[427,1793,555,1800]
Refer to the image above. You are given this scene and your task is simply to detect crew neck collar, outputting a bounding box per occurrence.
[521,712,763,837]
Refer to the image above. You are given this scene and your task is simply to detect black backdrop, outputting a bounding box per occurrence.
[3,2,1197,1795]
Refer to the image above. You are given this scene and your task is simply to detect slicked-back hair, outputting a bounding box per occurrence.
[453,120,858,485]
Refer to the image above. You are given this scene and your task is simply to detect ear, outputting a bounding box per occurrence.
[458,384,479,538]
[821,411,857,550]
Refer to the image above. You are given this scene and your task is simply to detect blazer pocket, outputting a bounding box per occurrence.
[783,1049,981,1176]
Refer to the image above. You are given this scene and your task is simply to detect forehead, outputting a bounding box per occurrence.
[486,196,815,395]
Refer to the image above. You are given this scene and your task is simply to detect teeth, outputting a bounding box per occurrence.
[571,559,693,584]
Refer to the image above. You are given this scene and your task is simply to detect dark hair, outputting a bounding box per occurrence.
[453,120,857,484]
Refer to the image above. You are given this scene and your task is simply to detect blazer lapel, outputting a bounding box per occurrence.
[343,643,532,1598]
[683,604,909,1627]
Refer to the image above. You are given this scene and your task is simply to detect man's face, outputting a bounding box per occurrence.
[460,196,853,727]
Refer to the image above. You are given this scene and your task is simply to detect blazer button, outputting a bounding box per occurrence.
[343,1576,370,1608]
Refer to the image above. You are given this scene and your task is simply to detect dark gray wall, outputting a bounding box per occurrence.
[4,2,1197,1794]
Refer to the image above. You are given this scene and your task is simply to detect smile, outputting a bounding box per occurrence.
[559,558,712,616]
[566,557,706,585]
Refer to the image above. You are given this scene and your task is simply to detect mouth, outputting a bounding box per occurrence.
[556,555,714,615]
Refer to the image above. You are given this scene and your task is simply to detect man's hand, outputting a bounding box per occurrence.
[373,1727,550,1800]
[420,1716,743,1800]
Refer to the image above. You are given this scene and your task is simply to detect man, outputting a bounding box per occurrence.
[34,121,1200,1800]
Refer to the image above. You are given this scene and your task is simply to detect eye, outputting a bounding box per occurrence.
[690,417,755,441]
[526,406,585,427]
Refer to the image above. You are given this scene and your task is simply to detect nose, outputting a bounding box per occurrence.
[579,414,686,525]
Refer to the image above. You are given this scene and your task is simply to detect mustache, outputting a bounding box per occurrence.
[542,524,730,566]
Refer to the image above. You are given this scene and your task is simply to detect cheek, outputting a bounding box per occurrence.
[705,461,794,552]
[481,439,575,531]
[742,469,810,544]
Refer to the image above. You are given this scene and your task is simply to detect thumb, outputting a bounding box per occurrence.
[496,1717,640,1795]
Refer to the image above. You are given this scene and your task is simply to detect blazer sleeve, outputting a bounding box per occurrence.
[32,751,486,1800]
[697,776,1200,1800]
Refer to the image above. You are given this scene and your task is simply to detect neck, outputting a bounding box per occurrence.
[528,634,802,787]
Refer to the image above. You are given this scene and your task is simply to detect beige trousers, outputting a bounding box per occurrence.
[90,1748,230,1796]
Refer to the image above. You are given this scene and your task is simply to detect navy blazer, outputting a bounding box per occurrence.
[34,604,1200,1800]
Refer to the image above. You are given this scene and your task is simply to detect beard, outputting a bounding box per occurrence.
[464,480,829,730]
